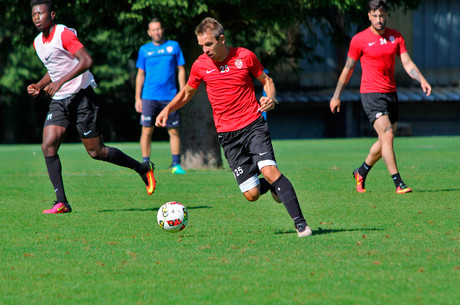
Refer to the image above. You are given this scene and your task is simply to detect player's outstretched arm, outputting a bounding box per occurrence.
[156,84,197,127]
[257,72,277,112]
[400,52,432,96]
[330,56,356,114]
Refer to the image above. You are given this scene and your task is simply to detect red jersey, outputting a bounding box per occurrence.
[187,47,264,132]
[348,27,407,93]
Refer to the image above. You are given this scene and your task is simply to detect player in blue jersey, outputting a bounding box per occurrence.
[135,18,187,174]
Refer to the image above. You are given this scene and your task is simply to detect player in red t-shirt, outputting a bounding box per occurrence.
[330,0,431,194]
[28,0,156,214]
[156,17,312,237]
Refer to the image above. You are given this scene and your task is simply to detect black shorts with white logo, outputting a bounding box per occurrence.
[44,87,102,138]
[218,115,276,187]
[361,92,399,124]
[140,99,180,128]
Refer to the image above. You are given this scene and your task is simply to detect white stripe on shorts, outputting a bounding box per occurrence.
[239,174,259,193]
[257,159,277,170]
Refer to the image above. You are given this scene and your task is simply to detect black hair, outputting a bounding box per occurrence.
[149,17,162,25]
[30,0,54,11]
[368,0,387,12]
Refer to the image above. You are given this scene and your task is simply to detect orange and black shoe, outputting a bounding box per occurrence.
[353,168,366,193]
[140,161,156,195]
[43,201,72,214]
[396,182,412,194]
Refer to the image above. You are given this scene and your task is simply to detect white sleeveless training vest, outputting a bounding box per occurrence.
[34,24,96,100]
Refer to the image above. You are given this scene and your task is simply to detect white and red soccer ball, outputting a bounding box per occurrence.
[157,201,188,233]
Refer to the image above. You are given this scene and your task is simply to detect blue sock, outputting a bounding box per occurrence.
[172,154,180,166]
[142,157,150,163]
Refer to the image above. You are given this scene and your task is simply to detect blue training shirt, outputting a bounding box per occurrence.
[136,40,185,101]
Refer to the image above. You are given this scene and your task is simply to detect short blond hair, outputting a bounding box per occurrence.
[195,17,224,39]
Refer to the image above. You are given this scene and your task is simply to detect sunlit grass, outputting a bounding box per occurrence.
[0,137,458,304]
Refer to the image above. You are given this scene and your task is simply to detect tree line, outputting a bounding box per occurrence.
[0,0,420,165]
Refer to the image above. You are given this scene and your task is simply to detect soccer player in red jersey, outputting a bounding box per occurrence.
[28,0,155,214]
[330,0,431,194]
[156,17,312,237]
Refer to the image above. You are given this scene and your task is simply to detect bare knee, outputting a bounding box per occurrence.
[41,143,57,157]
[381,125,395,141]
[86,148,104,160]
[168,128,179,137]
[243,187,260,202]
[86,146,109,160]
[82,137,108,160]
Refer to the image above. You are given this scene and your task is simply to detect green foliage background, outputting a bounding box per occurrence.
[0,0,422,143]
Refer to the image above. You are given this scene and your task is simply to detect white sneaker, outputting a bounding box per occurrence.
[296,223,312,237]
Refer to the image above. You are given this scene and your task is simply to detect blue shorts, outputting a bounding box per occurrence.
[140,99,180,128]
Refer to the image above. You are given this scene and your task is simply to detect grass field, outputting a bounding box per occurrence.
[0,137,458,304]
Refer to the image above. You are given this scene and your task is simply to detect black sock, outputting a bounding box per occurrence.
[45,155,67,203]
[271,174,306,225]
[106,147,143,173]
[259,178,272,195]
[358,162,372,179]
[391,173,403,187]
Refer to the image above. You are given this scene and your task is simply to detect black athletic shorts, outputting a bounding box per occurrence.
[140,99,180,128]
[361,92,399,124]
[44,87,102,138]
[217,115,277,192]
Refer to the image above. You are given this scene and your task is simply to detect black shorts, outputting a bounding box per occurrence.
[361,92,399,124]
[44,87,102,138]
[218,116,277,192]
[140,99,180,128]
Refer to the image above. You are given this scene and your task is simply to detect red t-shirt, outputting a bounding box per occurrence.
[348,27,407,93]
[187,47,264,132]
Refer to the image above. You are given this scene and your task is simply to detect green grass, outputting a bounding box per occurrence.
[0,137,459,305]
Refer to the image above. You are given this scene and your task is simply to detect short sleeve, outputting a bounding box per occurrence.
[187,61,203,89]
[347,36,362,61]
[61,28,84,55]
[176,44,186,67]
[397,33,407,56]
[136,47,145,70]
[246,50,264,78]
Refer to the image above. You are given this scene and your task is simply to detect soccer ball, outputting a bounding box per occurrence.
[157,201,188,233]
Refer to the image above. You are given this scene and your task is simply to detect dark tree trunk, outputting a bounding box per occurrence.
[180,84,223,169]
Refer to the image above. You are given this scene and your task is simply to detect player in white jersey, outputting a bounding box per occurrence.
[28,0,156,214]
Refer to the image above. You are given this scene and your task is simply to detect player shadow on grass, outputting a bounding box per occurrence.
[97,206,212,213]
[415,188,460,193]
[275,227,383,236]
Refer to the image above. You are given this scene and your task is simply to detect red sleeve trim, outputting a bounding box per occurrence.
[61,28,84,55]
